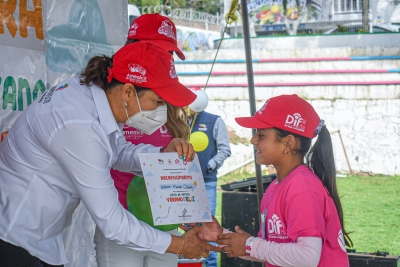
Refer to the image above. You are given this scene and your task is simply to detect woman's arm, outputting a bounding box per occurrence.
[50,123,211,258]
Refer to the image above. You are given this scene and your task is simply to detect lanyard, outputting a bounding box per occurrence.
[189,112,198,133]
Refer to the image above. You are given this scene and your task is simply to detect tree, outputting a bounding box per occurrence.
[187,0,220,14]
[282,0,316,35]
[128,0,219,14]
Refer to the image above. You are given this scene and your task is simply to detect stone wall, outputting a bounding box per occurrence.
[179,39,400,176]
[210,99,400,176]
[171,18,220,31]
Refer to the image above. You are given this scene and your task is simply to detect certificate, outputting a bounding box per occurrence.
[138,153,212,226]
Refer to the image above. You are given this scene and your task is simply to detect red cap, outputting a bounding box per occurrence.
[108,42,196,107]
[127,14,185,60]
[235,94,321,138]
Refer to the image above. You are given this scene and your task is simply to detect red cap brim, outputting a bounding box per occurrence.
[151,39,185,60]
[235,116,274,129]
[152,83,196,107]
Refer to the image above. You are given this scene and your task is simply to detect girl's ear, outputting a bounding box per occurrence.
[285,135,293,147]
[285,135,298,155]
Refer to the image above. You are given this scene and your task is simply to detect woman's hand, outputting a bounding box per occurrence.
[217,226,251,257]
[167,225,220,259]
[180,216,223,242]
[164,138,195,163]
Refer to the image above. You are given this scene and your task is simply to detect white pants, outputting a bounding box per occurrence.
[94,227,179,267]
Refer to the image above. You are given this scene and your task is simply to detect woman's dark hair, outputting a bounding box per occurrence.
[125,39,138,45]
[275,127,353,247]
[79,54,150,96]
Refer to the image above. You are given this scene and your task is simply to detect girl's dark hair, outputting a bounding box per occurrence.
[79,54,150,95]
[275,127,353,247]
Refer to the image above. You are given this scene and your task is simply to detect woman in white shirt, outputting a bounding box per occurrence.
[0,42,218,267]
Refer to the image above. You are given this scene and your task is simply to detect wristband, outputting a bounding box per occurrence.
[160,146,167,153]
[245,236,255,255]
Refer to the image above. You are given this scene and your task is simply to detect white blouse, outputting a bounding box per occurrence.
[0,77,171,265]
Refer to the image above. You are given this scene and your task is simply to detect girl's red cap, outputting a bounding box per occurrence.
[108,42,196,107]
[235,94,321,138]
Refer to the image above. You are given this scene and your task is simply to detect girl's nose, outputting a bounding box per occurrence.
[250,135,257,145]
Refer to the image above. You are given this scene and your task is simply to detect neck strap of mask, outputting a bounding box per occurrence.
[125,89,142,121]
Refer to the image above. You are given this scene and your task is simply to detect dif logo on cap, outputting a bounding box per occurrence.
[236,94,321,138]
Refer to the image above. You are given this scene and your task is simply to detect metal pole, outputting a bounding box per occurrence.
[330,130,352,174]
[240,0,264,208]
[337,130,353,174]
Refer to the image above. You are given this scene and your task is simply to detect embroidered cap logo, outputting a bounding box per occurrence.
[128,63,146,75]
[126,63,147,83]
[257,100,270,115]
[284,113,306,132]
[158,20,176,40]
[169,59,177,78]
[128,22,138,36]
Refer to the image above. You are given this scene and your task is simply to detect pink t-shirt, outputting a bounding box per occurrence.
[110,124,173,209]
[258,165,349,267]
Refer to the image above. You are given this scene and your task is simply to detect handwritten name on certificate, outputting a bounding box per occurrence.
[138,153,212,226]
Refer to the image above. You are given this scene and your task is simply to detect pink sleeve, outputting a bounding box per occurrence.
[250,236,322,267]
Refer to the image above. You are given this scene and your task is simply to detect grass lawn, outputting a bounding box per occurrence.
[215,174,400,264]
[338,175,400,255]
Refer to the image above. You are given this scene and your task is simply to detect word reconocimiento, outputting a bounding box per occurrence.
[160,175,192,180]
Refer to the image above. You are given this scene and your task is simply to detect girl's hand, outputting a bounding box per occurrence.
[199,216,223,242]
[216,226,251,257]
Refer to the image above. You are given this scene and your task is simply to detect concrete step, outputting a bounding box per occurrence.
[180,47,400,61]
[199,85,400,101]
[179,73,400,85]
[175,60,400,73]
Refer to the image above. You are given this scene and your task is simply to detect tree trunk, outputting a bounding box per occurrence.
[362,0,369,32]
[283,0,305,35]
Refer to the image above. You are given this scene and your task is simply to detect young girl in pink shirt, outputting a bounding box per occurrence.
[187,94,352,267]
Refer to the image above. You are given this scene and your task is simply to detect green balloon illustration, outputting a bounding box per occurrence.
[127,176,180,231]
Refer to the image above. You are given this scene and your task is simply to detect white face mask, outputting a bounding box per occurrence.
[124,92,167,135]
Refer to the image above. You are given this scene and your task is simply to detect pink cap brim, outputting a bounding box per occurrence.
[235,116,274,129]
[152,83,196,107]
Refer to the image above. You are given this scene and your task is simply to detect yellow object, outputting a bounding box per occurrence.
[261,11,271,21]
[271,5,279,14]
[185,107,191,116]
[286,7,298,18]
[190,132,209,152]
[225,0,239,24]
